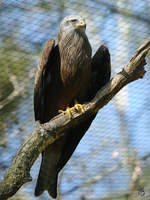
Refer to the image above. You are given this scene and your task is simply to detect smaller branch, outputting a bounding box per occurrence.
[0,75,21,110]
[0,89,20,110]
[63,163,122,196]
[0,68,35,110]
[0,37,149,200]
[93,0,150,24]
[141,153,150,161]
[64,150,150,197]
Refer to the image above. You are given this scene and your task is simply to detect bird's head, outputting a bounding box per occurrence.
[58,15,86,41]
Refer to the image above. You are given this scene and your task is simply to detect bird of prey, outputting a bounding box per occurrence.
[34,15,111,198]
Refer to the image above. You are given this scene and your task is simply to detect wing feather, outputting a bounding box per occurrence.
[34,39,59,123]
[90,45,111,97]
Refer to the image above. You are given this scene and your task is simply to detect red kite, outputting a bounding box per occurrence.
[34,15,111,198]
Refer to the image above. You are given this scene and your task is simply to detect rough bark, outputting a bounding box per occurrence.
[0,37,150,200]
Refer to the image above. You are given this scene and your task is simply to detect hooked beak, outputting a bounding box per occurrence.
[76,20,86,29]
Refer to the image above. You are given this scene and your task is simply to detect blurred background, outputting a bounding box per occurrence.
[0,0,150,199]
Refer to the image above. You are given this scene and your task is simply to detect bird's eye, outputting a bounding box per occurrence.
[70,19,77,23]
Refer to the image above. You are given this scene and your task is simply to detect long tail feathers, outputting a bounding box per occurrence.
[35,167,58,198]
[35,137,66,198]
[34,151,58,198]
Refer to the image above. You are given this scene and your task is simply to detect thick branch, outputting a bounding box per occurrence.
[0,37,150,200]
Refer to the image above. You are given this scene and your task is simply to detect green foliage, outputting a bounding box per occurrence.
[0,69,14,101]
[1,37,31,82]
[38,1,51,10]
[0,35,32,134]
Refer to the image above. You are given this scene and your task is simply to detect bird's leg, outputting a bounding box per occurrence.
[59,107,74,119]
[59,101,84,119]
[74,100,85,113]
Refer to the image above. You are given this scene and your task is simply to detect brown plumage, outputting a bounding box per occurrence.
[34,15,111,198]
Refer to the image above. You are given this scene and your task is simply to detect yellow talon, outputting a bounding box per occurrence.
[74,103,85,112]
[58,101,84,119]
[59,107,73,119]
[74,100,85,113]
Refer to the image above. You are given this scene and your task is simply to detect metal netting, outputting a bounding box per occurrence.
[0,0,150,199]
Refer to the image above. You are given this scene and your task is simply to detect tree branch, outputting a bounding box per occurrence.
[0,37,150,200]
[93,0,150,25]
[62,163,122,196]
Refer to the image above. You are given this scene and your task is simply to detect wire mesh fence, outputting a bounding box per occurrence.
[0,0,150,199]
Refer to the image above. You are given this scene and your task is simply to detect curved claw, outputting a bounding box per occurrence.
[74,100,85,113]
[74,103,85,113]
[58,101,84,119]
[59,107,73,119]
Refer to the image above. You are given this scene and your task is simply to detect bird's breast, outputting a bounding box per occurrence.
[59,33,92,102]
[61,51,91,87]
